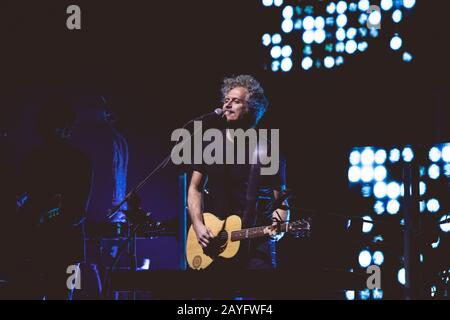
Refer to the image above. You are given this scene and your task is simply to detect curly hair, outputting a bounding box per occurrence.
[221,75,269,127]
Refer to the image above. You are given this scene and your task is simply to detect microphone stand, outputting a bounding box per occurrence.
[104,110,221,299]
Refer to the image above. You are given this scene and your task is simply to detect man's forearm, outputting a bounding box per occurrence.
[188,187,204,226]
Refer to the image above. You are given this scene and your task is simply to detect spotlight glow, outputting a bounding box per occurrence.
[361,149,375,166]
[390,35,403,51]
[282,5,294,19]
[374,182,387,199]
[324,56,335,68]
[281,45,293,57]
[358,250,372,268]
[303,16,315,30]
[374,166,387,182]
[368,10,382,26]
[282,19,294,33]
[327,2,336,14]
[387,182,401,199]
[336,1,348,14]
[398,268,406,285]
[361,166,375,182]
[375,150,387,164]
[403,0,416,9]
[270,46,282,59]
[350,150,361,165]
[280,57,293,72]
[301,57,313,70]
[428,164,440,180]
[337,14,348,28]
[392,9,403,23]
[358,0,370,12]
[262,33,271,46]
[381,0,393,11]
[429,147,441,162]
[373,251,384,265]
[315,16,325,29]
[402,147,414,162]
[390,148,401,163]
[315,30,326,44]
[303,30,315,44]
[374,201,385,214]
[387,199,400,215]
[419,181,426,196]
[442,145,450,162]
[439,214,450,233]
[362,216,374,233]
[427,199,440,213]
[272,33,282,44]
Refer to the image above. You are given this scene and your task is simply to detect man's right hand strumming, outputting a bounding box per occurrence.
[193,222,214,248]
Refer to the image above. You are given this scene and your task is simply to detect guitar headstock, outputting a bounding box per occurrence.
[288,217,312,238]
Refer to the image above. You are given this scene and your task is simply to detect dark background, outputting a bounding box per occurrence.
[0,1,449,273]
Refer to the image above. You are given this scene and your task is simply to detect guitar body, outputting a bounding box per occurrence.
[186,212,241,270]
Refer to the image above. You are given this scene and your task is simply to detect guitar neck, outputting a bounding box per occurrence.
[230,223,288,241]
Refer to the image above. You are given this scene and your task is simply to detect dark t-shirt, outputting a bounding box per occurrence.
[192,129,286,227]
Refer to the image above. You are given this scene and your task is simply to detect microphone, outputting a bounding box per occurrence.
[195,108,223,120]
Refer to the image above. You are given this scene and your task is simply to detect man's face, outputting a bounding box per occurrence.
[222,87,250,123]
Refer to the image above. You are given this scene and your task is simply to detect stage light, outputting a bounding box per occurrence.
[272,33,282,44]
[368,10,382,26]
[315,16,325,29]
[281,57,293,72]
[427,199,440,213]
[337,14,348,28]
[419,181,426,196]
[336,42,345,53]
[335,56,344,65]
[294,19,302,30]
[429,147,441,162]
[392,9,403,23]
[337,1,348,14]
[390,35,403,51]
[362,185,372,197]
[442,145,450,162]
[281,45,293,57]
[358,42,368,52]
[271,61,280,72]
[361,166,374,182]
[358,250,372,268]
[302,57,313,70]
[420,201,426,213]
[373,289,383,300]
[374,166,387,182]
[431,237,440,249]
[402,52,413,62]
[360,289,370,300]
[387,182,401,199]
[381,0,393,11]
[420,254,424,262]
[402,147,414,162]
[362,216,374,233]
[270,46,282,59]
[359,13,368,25]
[398,268,406,285]
[387,199,400,215]
[350,150,361,165]
[345,290,355,300]
[403,0,416,9]
[431,285,437,297]
[262,33,271,46]
[373,251,384,265]
[273,0,283,7]
[444,164,450,177]
[439,214,450,233]
[361,148,375,166]
[324,56,335,69]
[315,30,326,44]
[390,148,401,163]
[262,0,273,7]
[303,16,315,30]
[374,182,387,199]
[303,30,315,44]
[374,200,385,214]
[347,28,357,40]
[336,28,346,41]
[282,5,293,19]
[327,2,336,14]
[358,0,370,12]
[375,150,387,164]
[370,28,379,38]
[282,19,294,33]
[428,164,440,180]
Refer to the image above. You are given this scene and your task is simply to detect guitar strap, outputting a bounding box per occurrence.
[242,142,261,230]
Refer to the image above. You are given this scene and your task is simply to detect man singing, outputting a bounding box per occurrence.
[188,74,289,271]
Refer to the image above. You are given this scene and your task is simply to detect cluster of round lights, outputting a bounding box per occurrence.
[261,0,416,72]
